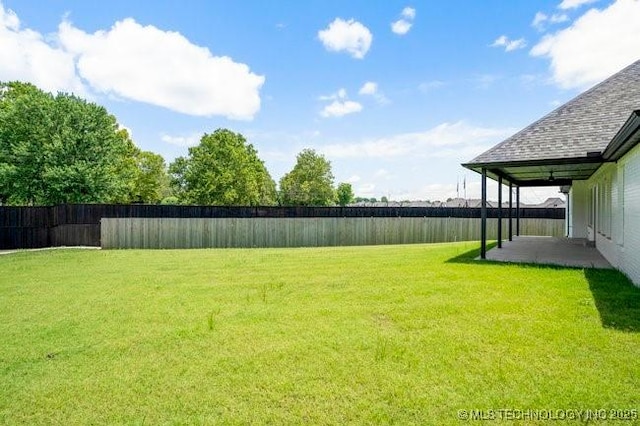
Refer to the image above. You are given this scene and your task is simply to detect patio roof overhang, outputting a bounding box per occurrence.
[462,110,640,188]
[461,155,604,187]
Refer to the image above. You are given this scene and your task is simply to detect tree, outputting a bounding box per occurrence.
[169,129,277,205]
[0,82,53,204]
[168,155,189,201]
[381,196,389,204]
[336,182,354,206]
[279,149,335,206]
[0,82,138,205]
[129,150,169,203]
[109,129,143,203]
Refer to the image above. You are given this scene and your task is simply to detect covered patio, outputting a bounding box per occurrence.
[461,155,599,262]
[462,60,640,272]
[485,236,612,269]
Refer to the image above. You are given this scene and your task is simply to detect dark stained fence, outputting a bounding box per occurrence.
[0,206,52,249]
[0,204,565,249]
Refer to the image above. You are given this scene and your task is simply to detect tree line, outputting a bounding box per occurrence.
[0,82,354,206]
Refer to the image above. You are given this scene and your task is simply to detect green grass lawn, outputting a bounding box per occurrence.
[1,242,639,425]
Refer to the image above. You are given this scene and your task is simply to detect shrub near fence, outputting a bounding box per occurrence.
[0,204,565,249]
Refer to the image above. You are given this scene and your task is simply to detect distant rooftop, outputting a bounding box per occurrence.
[348,197,564,208]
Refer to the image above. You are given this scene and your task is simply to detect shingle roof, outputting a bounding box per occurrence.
[467,59,640,165]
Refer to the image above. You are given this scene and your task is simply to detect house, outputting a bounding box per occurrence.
[531,197,566,209]
[463,59,640,286]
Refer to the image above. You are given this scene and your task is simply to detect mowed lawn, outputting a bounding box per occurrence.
[1,243,639,424]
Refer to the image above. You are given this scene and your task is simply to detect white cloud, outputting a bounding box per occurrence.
[358,81,389,104]
[391,6,416,35]
[346,175,361,183]
[401,7,416,20]
[319,88,347,101]
[391,20,412,35]
[58,18,264,119]
[359,81,378,95]
[558,0,598,10]
[531,0,640,89]
[319,87,365,117]
[320,100,363,118]
[321,121,514,159]
[532,12,549,29]
[0,4,85,95]
[161,132,202,147]
[532,11,569,30]
[491,35,527,52]
[551,13,570,23]
[318,18,372,59]
[0,4,264,119]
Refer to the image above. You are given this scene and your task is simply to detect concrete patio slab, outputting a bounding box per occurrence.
[484,236,612,269]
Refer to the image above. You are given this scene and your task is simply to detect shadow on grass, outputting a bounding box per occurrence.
[585,268,640,333]
[445,242,497,264]
[445,244,640,332]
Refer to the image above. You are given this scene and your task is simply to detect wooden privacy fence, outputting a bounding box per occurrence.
[101,217,565,249]
[0,204,565,249]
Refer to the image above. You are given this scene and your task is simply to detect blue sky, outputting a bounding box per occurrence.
[1,0,639,203]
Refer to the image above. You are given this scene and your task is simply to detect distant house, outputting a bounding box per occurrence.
[530,197,566,209]
[348,198,561,208]
[463,59,640,286]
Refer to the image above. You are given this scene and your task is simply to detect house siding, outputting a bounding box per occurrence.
[568,181,588,239]
[619,143,640,286]
[579,143,640,286]
[587,163,620,268]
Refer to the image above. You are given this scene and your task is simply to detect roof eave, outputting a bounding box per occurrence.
[462,156,605,186]
[462,155,604,171]
[603,110,640,161]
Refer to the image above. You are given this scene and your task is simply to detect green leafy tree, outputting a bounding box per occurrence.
[168,156,189,201]
[0,82,53,204]
[0,82,138,205]
[279,148,335,206]
[129,150,169,203]
[169,129,277,205]
[109,129,142,203]
[160,196,179,205]
[336,182,354,206]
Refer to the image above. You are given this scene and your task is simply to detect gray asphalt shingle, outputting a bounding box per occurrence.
[467,59,640,165]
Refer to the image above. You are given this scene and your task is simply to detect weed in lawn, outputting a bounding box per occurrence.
[374,335,388,362]
[207,309,220,331]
